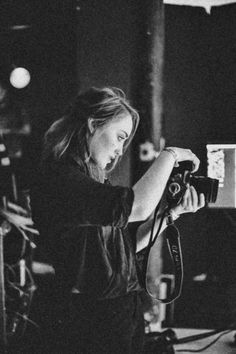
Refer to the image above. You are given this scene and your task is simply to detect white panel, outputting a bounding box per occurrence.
[164,0,236,14]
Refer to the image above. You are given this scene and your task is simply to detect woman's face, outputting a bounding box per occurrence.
[88,114,133,170]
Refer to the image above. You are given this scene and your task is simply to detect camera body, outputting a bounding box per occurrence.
[143,329,176,354]
[166,161,219,207]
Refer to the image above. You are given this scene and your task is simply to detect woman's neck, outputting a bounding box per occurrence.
[72,152,106,183]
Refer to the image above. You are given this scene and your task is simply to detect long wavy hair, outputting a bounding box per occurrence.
[42,87,139,176]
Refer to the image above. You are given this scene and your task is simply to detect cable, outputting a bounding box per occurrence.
[176,329,233,352]
[4,254,37,339]
[140,202,165,292]
[150,207,167,247]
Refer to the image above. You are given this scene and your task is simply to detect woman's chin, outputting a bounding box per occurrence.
[96,157,113,170]
[96,160,107,170]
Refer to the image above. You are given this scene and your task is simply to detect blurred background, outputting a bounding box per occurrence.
[0,0,236,349]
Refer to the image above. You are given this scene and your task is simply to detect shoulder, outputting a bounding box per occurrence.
[31,157,88,191]
[45,156,87,177]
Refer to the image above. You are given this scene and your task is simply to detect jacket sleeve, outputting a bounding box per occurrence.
[49,164,134,228]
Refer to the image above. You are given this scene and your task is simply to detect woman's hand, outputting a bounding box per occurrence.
[165,147,200,172]
[136,186,205,253]
[171,185,205,217]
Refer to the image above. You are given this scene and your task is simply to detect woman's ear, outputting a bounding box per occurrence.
[87,118,96,135]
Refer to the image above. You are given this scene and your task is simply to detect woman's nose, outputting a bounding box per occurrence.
[115,146,123,157]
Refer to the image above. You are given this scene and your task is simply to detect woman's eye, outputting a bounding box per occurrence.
[118,135,125,142]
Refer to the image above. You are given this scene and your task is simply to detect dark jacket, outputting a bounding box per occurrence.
[30,157,141,299]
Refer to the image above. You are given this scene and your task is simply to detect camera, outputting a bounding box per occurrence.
[166,161,219,207]
[143,329,176,354]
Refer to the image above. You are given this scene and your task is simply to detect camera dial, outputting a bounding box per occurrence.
[166,162,219,207]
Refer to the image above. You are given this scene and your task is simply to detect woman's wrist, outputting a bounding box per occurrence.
[166,209,180,225]
[169,209,180,220]
[162,147,179,167]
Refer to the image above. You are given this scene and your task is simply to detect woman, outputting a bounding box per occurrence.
[30,87,205,354]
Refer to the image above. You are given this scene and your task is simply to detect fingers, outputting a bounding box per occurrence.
[189,186,202,211]
[190,154,200,173]
[178,186,205,214]
[182,186,198,212]
[198,192,205,209]
[181,186,190,209]
[182,149,200,173]
[169,147,200,172]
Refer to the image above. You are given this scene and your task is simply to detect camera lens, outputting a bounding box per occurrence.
[168,182,181,196]
[190,176,219,203]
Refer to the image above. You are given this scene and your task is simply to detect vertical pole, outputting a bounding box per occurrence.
[148,0,165,149]
[131,0,165,181]
[0,226,7,352]
[130,0,165,327]
[11,173,18,203]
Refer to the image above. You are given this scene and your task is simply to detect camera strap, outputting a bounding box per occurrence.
[162,216,183,303]
[140,208,184,304]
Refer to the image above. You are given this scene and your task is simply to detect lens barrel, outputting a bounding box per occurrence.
[190,176,219,203]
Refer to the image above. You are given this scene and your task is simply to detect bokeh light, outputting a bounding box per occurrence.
[9,67,31,89]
